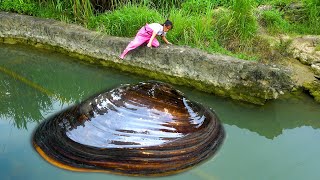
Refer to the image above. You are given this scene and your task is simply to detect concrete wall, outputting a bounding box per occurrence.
[0,12,296,104]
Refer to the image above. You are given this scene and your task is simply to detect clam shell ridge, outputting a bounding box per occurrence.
[32,81,224,176]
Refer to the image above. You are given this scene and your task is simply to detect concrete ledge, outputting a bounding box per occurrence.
[0,12,296,104]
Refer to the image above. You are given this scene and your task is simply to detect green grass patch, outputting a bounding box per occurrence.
[303,0,320,34]
[2,0,318,62]
[268,0,300,7]
[213,0,258,47]
[260,9,290,34]
[168,7,257,60]
[87,4,162,37]
[315,44,320,51]
[230,0,258,42]
[0,0,38,15]
[180,0,214,15]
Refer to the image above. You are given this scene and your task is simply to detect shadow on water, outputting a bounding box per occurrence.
[1,43,320,139]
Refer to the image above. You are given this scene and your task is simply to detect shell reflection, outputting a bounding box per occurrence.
[32,81,224,176]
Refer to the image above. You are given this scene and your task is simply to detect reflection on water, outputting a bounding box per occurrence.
[1,43,319,138]
[0,43,144,129]
[1,43,320,180]
[183,90,320,139]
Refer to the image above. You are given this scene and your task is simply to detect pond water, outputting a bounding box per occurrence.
[1,43,320,180]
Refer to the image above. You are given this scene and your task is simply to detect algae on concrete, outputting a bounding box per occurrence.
[303,81,320,103]
[0,12,297,105]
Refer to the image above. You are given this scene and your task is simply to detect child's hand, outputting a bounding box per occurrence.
[167,42,172,45]
[147,42,152,48]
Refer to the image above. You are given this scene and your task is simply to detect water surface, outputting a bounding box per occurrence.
[1,43,320,180]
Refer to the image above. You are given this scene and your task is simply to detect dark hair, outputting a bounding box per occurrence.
[163,19,173,29]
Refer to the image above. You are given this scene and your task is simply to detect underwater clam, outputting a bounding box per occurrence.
[32,81,224,176]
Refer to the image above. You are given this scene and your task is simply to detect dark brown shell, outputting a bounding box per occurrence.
[32,81,224,176]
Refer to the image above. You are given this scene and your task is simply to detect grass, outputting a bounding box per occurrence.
[303,0,320,34]
[180,0,214,15]
[87,4,162,37]
[315,44,320,51]
[0,0,38,15]
[213,0,258,52]
[230,0,258,42]
[0,0,319,61]
[168,6,216,47]
[260,9,290,34]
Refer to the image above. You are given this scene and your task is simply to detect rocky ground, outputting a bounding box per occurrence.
[256,3,320,102]
[279,35,320,102]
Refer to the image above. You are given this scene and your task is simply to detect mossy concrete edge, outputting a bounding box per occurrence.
[0,12,297,105]
[303,81,320,103]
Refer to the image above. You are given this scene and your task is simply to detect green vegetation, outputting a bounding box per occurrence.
[213,0,258,53]
[0,0,37,15]
[260,9,290,34]
[303,0,320,33]
[0,0,319,61]
[88,5,162,37]
[304,81,320,103]
[316,44,320,51]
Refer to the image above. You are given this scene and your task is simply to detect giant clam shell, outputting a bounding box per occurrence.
[32,81,224,176]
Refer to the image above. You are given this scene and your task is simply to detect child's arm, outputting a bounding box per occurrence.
[162,36,172,45]
[147,31,158,47]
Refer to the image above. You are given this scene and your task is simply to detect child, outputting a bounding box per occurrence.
[119,20,173,59]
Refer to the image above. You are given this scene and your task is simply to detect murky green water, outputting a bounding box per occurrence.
[1,43,320,180]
